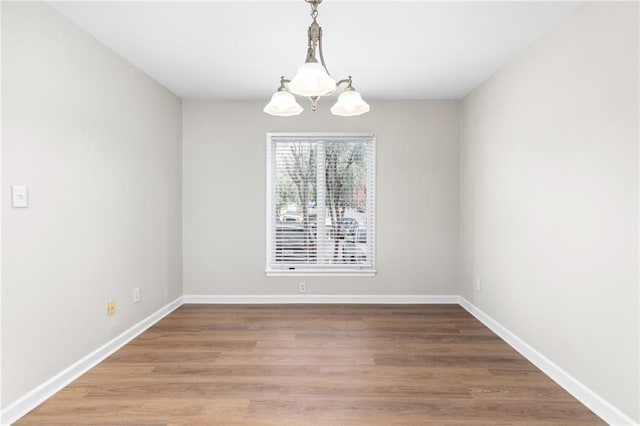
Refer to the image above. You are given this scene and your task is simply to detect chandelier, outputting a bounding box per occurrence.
[264,0,370,117]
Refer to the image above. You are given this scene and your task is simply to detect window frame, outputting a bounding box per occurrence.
[266,132,376,277]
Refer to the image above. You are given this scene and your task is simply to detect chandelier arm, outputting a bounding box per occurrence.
[277,76,292,91]
[336,76,355,90]
[317,28,331,76]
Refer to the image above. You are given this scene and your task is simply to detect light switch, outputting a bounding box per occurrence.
[11,185,28,208]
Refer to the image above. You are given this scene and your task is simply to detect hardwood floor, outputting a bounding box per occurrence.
[16,304,605,425]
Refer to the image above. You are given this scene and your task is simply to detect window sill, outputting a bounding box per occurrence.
[266,269,377,277]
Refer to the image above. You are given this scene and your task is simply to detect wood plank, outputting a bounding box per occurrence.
[15,304,605,425]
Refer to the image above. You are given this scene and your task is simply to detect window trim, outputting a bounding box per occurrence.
[265,132,376,277]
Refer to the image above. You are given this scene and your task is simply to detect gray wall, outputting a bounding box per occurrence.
[183,101,460,296]
[459,2,639,421]
[1,2,183,406]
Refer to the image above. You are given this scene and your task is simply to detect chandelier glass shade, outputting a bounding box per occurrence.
[264,0,369,117]
[288,62,336,97]
[263,89,304,117]
[331,88,371,117]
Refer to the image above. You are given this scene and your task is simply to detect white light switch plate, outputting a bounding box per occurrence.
[11,185,28,208]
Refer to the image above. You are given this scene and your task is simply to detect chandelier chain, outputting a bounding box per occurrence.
[306,0,321,18]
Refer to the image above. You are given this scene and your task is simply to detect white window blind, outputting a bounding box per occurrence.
[266,133,376,275]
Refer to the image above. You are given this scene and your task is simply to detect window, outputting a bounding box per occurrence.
[266,133,375,275]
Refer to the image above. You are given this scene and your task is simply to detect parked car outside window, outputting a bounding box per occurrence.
[281,210,302,222]
[275,223,316,263]
[337,217,359,238]
[344,227,367,263]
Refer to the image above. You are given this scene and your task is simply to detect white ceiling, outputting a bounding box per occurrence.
[49,1,580,100]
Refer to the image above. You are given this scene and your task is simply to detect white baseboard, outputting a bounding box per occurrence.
[458,297,638,426]
[182,294,460,304]
[1,296,184,426]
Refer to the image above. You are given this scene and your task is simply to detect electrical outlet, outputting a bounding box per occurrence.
[299,282,306,293]
[475,278,482,291]
[107,300,116,316]
[133,287,141,303]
